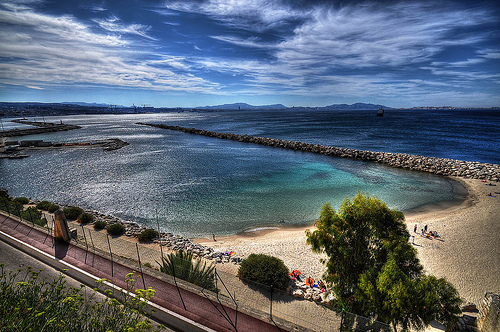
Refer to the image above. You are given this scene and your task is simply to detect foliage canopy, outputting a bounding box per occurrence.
[306,192,461,331]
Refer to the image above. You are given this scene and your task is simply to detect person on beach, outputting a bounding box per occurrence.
[420,229,424,236]
[424,224,428,232]
[212,233,216,241]
[414,224,417,233]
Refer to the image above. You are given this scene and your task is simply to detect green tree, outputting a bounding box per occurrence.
[306,192,461,331]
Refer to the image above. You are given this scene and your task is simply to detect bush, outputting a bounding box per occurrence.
[0,265,159,331]
[34,218,47,227]
[77,212,94,224]
[36,200,51,211]
[93,220,107,230]
[63,206,83,220]
[107,223,125,236]
[48,204,59,213]
[137,228,159,242]
[13,197,30,205]
[237,253,290,291]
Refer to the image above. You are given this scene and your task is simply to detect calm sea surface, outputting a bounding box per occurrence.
[1,109,498,237]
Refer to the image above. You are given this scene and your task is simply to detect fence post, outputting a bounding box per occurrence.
[81,225,89,264]
[270,284,273,320]
[28,208,34,227]
[171,258,187,311]
[135,243,146,289]
[106,233,113,277]
[156,210,164,259]
[340,308,344,332]
[87,229,95,266]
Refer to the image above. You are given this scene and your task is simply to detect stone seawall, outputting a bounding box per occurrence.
[138,123,500,182]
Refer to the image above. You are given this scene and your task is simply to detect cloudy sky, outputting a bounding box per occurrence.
[0,0,499,108]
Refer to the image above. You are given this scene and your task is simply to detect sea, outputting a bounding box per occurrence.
[1,109,499,237]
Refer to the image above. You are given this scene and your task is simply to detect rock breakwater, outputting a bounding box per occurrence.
[3,120,81,137]
[138,123,500,182]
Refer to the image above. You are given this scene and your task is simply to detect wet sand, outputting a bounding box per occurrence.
[195,178,500,303]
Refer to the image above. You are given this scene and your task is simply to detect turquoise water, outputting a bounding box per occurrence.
[1,110,496,237]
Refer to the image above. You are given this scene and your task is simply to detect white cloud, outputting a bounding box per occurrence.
[0,2,221,93]
[275,2,492,69]
[164,0,305,31]
[94,15,157,40]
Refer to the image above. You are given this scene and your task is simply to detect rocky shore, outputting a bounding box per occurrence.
[78,209,243,264]
[138,123,500,182]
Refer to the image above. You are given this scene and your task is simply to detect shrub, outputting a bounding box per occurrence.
[36,200,51,211]
[13,197,30,205]
[48,204,59,213]
[158,251,216,292]
[63,206,83,220]
[237,253,290,291]
[77,212,94,224]
[137,228,159,242]
[20,206,43,222]
[0,188,9,199]
[34,218,47,227]
[0,265,159,331]
[107,223,125,236]
[93,220,107,230]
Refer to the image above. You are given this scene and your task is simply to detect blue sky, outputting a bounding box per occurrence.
[0,0,499,108]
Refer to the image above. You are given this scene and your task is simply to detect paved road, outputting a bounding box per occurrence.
[0,213,282,332]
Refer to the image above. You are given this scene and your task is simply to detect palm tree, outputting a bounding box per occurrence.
[157,251,217,292]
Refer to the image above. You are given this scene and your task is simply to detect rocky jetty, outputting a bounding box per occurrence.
[102,138,129,151]
[3,120,81,137]
[138,123,500,182]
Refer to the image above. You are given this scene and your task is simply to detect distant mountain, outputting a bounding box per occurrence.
[195,103,287,110]
[195,102,389,111]
[321,103,390,110]
[62,102,126,107]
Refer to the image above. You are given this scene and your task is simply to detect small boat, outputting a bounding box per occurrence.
[377,108,385,117]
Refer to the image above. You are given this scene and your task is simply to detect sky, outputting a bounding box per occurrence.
[0,0,499,108]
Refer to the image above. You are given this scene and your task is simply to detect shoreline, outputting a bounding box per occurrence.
[193,175,469,242]
[7,175,498,304]
[194,177,500,303]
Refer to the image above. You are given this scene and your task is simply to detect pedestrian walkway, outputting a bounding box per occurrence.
[0,212,281,332]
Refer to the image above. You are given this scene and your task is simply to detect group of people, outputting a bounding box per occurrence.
[413,223,440,240]
[289,270,326,291]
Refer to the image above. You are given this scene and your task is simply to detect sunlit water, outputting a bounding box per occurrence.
[1,109,498,237]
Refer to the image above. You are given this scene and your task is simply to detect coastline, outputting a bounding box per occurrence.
[194,177,500,303]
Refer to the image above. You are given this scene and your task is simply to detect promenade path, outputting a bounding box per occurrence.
[0,212,283,332]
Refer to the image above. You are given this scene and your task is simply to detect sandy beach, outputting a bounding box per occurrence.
[195,177,500,303]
